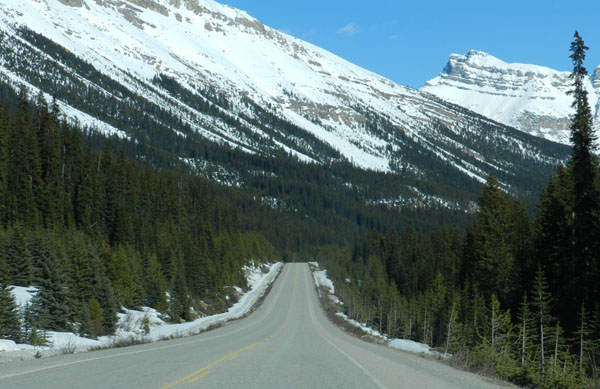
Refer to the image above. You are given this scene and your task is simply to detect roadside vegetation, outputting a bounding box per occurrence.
[315,33,600,388]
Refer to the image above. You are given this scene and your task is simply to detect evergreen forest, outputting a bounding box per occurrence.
[0,87,278,341]
[0,24,598,389]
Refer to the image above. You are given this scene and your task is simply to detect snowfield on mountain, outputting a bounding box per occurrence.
[0,0,570,208]
[422,49,600,144]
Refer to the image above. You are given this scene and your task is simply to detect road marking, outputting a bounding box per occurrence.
[187,370,210,383]
[160,340,265,388]
[161,266,299,388]
[303,266,388,389]
[0,266,290,383]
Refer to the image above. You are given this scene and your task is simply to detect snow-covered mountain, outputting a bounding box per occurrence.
[422,50,600,145]
[0,0,569,207]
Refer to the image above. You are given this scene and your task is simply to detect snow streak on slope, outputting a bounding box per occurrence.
[422,50,600,145]
[0,0,570,206]
[0,0,401,170]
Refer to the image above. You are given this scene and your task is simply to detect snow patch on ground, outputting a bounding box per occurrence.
[388,339,436,356]
[1,262,282,363]
[0,340,36,353]
[310,262,439,357]
[335,312,387,340]
[313,270,334,294]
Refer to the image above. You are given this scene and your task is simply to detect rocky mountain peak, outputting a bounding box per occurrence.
[422,50,599,145]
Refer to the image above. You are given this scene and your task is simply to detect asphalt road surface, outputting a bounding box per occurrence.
[0,263,509,388]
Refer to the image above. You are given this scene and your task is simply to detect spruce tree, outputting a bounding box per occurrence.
[516,294,536,367]
[33,257,71,331]
[0,105,8,224]
[534,166,573,306]
[87,298,104,338]
[470,174,516,306]
[561,32,600,331]
[108,245,136,308]
[35,91,63,228]
[9,87,42,227]
[0,283,21,342]
[92,270,118,335]
[574,302,593,373]
[145,254,168,313]
[531,269,554,374]
[567,31,600,329]
[4,226,34,286]
[513,293,538,386]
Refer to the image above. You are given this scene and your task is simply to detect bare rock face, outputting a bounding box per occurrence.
[422,50,600,145]
[128,0,169,16]
[57,0,83,7]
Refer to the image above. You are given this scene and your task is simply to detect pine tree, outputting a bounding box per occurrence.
[574,302,593,373]
[170,262,190,322]
[516,294,537,368]
[531,269,554,374]
[87,298,104,338]
[0,105,8,224]
[35,91,63,228]
[534,165,573,313]
[0,283,21,342]
[566,31,600,331]
[8,87,42,227]
[514,293,537,386]
[4,226,34,286]
[463,284,487,348]
[488,294,512,350]
[108,245,136,308]
[444,297,463,357]
[470,174,516,305]
[33,257,71,331]
[92,270,118,335]
[145,254,168,313]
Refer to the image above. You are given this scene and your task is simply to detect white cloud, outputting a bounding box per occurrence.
[337,23,359,36]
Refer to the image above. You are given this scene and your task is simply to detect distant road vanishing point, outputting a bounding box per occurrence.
[0,263,508,388]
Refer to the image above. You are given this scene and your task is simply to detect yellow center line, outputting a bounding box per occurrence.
[187,371,211,384]
[160,266,299,388]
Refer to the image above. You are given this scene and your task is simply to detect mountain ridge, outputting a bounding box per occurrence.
[0,0,570,212]
[422,49,600,145]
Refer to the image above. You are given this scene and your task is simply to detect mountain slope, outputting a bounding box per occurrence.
[422,50,600,144]
[0,0,570,211]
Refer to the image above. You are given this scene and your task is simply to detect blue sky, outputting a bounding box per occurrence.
[223,1,600,89]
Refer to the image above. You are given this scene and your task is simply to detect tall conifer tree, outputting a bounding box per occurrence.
[566,31,600,329]
[470,174,516,306]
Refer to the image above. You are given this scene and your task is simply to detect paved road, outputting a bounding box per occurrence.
[0,263,508,388]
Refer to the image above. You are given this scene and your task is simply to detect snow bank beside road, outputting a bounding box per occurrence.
[2,262,282,363]
[389,339,436,356]
[148,262,282,340]
[335,312,387,339]
[313,270,334,294]
[310,262,438,357]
